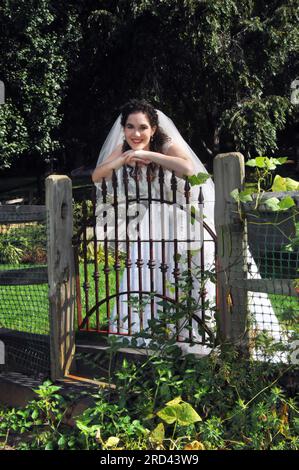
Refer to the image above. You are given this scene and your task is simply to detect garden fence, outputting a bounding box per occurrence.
[0,176,75,381]
[214,153,299,361]
[1,159,297,385]
[0,205,50,377]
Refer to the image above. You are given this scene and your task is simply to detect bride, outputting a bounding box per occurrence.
[92,99,215,349]
[92,99,282,353]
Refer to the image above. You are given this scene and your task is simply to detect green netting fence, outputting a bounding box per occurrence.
[246,207,299,361]
[0,205,50,378]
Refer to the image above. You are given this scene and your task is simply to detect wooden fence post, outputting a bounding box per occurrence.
[46,175,75,380]
[214,153,250,351]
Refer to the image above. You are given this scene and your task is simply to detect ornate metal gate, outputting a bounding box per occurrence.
[73,165,217,347]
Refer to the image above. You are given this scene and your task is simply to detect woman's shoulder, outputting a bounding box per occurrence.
[162,137,173,154]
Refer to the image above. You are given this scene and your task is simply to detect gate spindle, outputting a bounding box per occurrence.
[82,199,90,331]
[134,164,144,329]
[159,166,168,314]
[199,186,206,343]
[147,165,156,323]
[92,186,100,331]
[184,177,193,342]
[112,170,121,332]
[123,165,132,334]
[171,171,180,339]
[102,178,111,328]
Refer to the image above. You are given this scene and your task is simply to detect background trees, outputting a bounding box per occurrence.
[0,0,298,175]
[0,0,80,172]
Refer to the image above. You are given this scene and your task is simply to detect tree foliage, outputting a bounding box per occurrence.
[0,0,298,172]
[0,0,80,170]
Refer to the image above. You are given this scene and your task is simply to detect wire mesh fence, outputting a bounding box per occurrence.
[0,206,50,378]
[245,208,299,361]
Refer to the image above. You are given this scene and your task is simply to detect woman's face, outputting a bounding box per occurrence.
[124,112,156,150]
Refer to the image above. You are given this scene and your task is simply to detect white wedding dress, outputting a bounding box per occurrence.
[95,110,284,357]
[96,159,216,354]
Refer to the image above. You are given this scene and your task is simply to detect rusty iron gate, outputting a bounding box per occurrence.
[73,165,217,347]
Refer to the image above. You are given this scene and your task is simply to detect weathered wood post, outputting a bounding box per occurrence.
[46,175,75,380]
[214,153,249,352]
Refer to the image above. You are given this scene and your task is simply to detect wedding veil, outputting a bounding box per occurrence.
[95,109,215,227]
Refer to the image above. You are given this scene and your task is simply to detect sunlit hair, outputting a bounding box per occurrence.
[120,99,170,180]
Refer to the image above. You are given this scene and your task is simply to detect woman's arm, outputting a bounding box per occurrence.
[125,143,195,178]
[91,144,125,182]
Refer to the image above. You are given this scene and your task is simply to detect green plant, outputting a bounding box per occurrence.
[154,396,201,449]
[231,156,299,211]
[75,395,148,450]
[231,157,299,299]
[1,262,298,451]
[0,239,24,264]
[0,223,47,265]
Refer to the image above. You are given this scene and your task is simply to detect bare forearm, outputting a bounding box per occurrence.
[92,159,122,182]
[148,152,194,177]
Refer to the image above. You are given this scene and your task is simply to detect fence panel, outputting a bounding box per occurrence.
[214,153,299,361]
[0,205,50,378]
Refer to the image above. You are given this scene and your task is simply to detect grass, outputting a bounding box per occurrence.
[0,268,297,336]
[0,263,49,335]
[0,261,122,334]
[78,261,122,330]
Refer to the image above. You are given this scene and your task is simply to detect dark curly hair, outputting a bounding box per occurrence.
[120,99,170,180]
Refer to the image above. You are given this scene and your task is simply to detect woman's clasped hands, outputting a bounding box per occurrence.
[122,149,152,167]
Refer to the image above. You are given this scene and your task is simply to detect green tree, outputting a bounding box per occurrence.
[1,0,298,172]
[0,0,80,170]
[66,0,298,168]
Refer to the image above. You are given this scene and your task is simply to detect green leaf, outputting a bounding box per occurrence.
[285,177,299,191]
[149,423,165,444]
[255,157,269,169]
[246,158,258,167]
[188,173,211,186]
[230,189,252,203]
[58,435,67,447]
[45,442,54,450]
[105,436,120,448]
[246,156,279,170]
[166,396,183,406]
[176,403,202,426]
[264,158,277,170]
[264,197,280,211]
[271,175,287,191]
[157,399,202,427]
[271,174,298,192]
[157,405,178,424]
[230,189,240,202]
[239,191,253,203]
[275,157,288,165]
[278,196,296,211]
[31,409,39,420]
[191,205,196,225]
